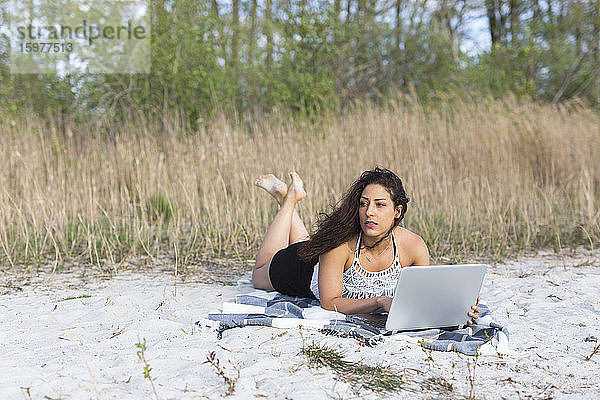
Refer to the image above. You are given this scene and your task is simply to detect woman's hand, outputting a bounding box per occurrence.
[466,297,482,325]
[377,296,393,312]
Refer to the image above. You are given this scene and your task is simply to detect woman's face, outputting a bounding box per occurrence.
[359,184,402,239]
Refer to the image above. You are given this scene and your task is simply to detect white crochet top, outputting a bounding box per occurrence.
[310,231,401,301]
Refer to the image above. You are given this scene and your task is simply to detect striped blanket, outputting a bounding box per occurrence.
[198,288,509,356]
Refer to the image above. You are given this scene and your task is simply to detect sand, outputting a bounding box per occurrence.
[1,250,599,399]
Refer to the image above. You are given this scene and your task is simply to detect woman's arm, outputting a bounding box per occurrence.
[317,244,391,314]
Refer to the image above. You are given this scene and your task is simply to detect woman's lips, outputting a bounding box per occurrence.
[365,221,377,227]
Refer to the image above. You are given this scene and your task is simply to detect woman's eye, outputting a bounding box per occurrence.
[377,203,385,207]
[360,202,367,207]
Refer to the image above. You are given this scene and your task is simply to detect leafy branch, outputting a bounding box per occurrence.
[135,337,159,400]
[204,351,239,396]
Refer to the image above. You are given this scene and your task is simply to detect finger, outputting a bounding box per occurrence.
[467,319,473,325]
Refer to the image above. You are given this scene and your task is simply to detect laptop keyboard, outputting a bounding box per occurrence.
[348,314,388,331]
[364,317,387,330]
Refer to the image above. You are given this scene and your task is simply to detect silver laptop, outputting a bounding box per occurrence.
[350,264,487,332]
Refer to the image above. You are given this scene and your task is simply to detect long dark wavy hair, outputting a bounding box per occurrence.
[298,167,409,262]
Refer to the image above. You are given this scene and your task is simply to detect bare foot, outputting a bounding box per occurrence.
[287,171,306,203]
[254,174,288,204]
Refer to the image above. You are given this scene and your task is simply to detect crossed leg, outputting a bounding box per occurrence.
[252,172,310,290]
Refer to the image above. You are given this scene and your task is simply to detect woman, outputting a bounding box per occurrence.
[252,167,481,322]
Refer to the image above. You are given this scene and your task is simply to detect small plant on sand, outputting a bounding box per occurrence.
[585,341,600,361]
[135,337,159,400]
[419,340,435,369]
[421,376,454,394]
[466,352,479,400]
[1,280,24,295]
[302,341,408,393]
[59,294,91,301]
[204,351,239,396]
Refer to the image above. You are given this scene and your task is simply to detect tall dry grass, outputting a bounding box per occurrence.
[0,95,598,272]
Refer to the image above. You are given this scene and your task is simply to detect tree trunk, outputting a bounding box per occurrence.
[356,0,364,25]
[526,0,539,86]
[248,0,257,65]
[596,0,600,103]
[509,0,519,45]
[266,0,273,72]
[347,0,352,24]
[247,0,258,107]
[486,0,500,46]
[333,0,341,47]
[395,0,401,49]
[499,0,508,45]
[300,0,307,46]
[231,0,240,109]
[558,0,566,26]
[333,0,343,93]
[231,0,239,71]
[334,0,341,23]
[210,0,223,49]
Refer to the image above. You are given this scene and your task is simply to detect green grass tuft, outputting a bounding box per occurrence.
[59,294,91,301]
[302,342,408,393]
[145,193,175,223]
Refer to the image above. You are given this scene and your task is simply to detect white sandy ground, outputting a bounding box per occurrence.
[1,251,599,400]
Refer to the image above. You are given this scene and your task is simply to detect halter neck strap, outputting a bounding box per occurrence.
[354,230,398,264]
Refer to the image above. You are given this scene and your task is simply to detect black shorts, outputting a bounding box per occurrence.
[269,241,319,300]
